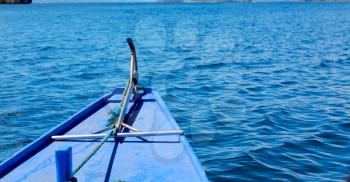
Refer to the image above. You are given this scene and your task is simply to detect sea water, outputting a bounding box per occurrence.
[1,3,350,181]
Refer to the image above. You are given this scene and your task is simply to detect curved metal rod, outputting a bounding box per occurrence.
[127,38,138,88]
[66,39,141,178]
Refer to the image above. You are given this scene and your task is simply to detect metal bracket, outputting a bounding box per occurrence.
[52,130,184,140]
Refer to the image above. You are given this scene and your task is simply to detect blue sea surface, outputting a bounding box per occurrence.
[1,2,350,181]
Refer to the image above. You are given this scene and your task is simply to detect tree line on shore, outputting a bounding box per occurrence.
[0,0,31,3]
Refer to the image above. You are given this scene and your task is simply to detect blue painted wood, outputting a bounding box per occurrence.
[0,93,113,178]
[55,147,72,182]
[0,88,208,181]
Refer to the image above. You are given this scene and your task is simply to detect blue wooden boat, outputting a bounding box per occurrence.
[0,39,208,182]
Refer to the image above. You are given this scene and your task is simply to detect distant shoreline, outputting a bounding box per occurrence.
[0,0,31,3]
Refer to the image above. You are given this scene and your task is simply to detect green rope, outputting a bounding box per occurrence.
[113,81,133,135]
[107,107,121,126]
[71,79,133,178]
[92,125,114,134]
[119,79,130,108]
[72,130,113,176]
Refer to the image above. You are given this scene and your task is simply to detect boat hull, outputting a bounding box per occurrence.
[0,88,208,181]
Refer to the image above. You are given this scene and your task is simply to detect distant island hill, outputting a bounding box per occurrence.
[0,0,31,3]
